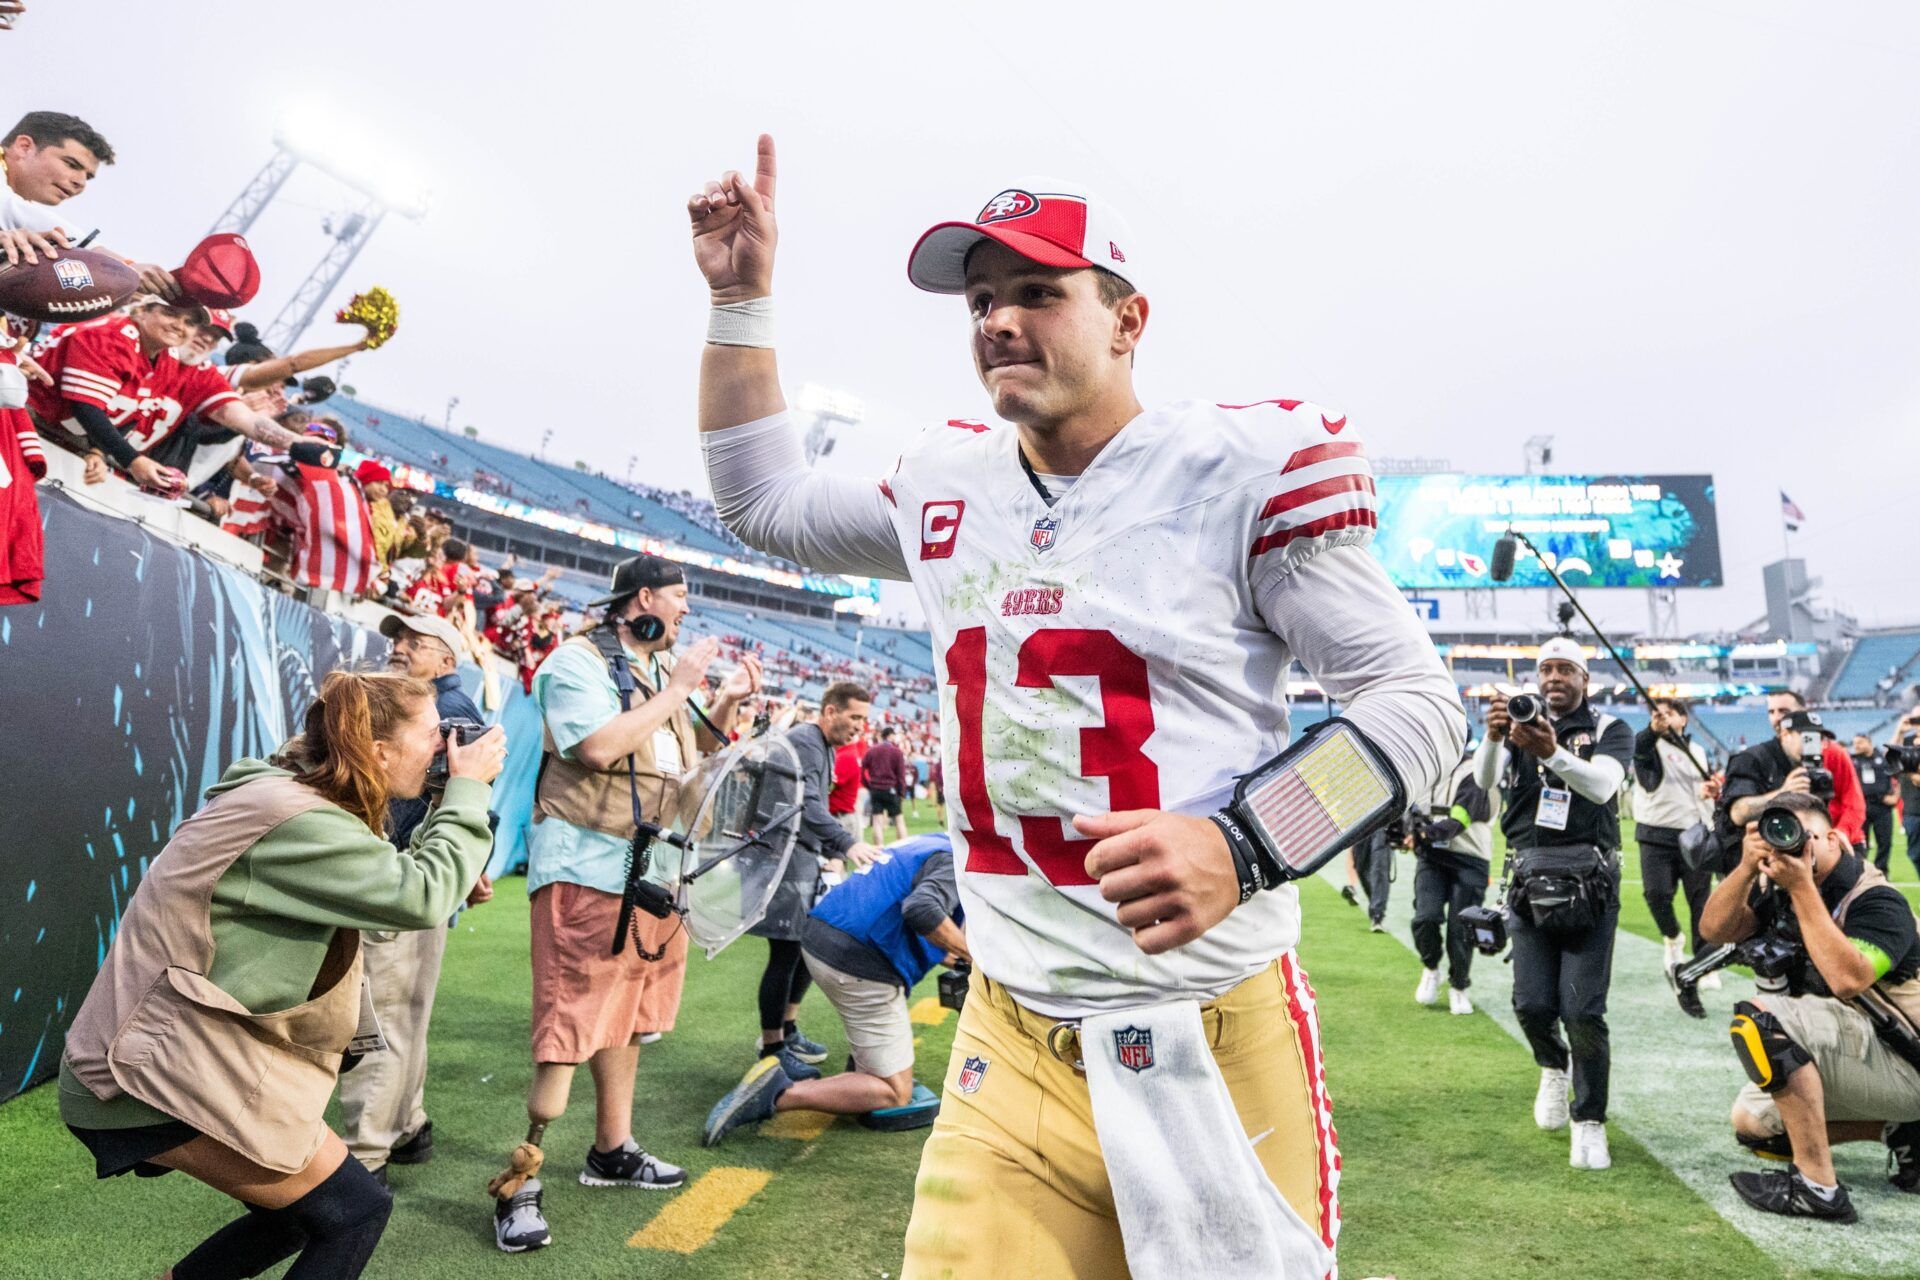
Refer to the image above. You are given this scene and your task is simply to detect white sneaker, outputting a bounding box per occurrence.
[1571,1120,1610,1170]
[1700,971,1722,990]
[1534,1068,1570,1130]
[1415,968,1442,1006]
[1662,935,1684,968]
[1449,987,1474,1016]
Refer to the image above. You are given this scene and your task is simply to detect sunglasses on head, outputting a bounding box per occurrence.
[306,424,340,443]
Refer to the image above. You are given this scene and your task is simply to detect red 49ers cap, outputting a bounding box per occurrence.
[907,180,1142,296]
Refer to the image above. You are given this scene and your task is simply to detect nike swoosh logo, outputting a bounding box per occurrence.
[1322,414,1347,434]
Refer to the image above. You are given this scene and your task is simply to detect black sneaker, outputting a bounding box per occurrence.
[1339,885,1359,907]
[784,1028,828,1065]
[1887,1120,1920,1193]
[1667,962,1706,1019]
[389,1120,434,1165]
[494,1177,552,1252]
[580,1140,687,1189]
[1736,1131,1794,1162]
[1729,1165,1858,1223]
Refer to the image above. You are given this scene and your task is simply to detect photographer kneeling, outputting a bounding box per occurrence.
[1701,792,1920,1223]
[57,672,503,1280]
[1475,637,1633,1170]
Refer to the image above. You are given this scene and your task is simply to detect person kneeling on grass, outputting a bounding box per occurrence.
[704,833,965,1145]
[1700,792,1920,1223]
[58,672,503,1280]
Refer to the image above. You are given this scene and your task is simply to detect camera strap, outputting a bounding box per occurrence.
[588,626,681,963]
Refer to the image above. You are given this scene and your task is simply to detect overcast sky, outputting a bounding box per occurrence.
[15,1,1920,635]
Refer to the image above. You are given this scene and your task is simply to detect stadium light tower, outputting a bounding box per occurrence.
[1522,435,1554,475]
[795,383,867,464]
[209,111,431,354]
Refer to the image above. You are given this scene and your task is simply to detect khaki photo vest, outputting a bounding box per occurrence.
[533,634,701,838]
[64,775,363,1174]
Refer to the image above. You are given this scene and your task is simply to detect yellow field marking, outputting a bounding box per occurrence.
[762,1109,835,1140]
[910,996,951,1026]
[627,1166,772,1253]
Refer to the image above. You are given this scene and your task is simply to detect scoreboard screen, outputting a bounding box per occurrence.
[1370,473,1721,590]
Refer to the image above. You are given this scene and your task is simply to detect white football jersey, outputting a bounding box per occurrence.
[862,398,1461,1016]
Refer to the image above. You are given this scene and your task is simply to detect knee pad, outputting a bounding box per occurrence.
[1730,1001,1810,1093]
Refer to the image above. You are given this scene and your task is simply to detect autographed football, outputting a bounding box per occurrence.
[0,247,141,324]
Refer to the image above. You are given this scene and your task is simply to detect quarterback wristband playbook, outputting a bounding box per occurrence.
[1209,718,1407,903]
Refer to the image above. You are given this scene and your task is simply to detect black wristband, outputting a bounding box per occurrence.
[1210,810,1267,903]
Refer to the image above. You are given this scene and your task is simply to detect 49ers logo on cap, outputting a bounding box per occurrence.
[977,190,1039,225]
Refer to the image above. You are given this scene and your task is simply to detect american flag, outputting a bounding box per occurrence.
[1250,439,1377,561]
[1780,490,1806,532]
[221,460,299,537]
[290,462,377,594]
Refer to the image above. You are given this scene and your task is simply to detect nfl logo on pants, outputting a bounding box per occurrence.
[1113,1026,1154,1073]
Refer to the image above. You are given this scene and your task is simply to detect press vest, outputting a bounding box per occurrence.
[810,835,960,989]
[62,776,359,1174]
[1632,733,1714,831]
[1420,757,1493,863]
[533,634,700,838]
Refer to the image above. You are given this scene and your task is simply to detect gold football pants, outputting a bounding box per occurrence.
[902,954,1339,1280]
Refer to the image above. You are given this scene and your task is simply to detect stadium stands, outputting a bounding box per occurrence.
[1828,628,1920,702]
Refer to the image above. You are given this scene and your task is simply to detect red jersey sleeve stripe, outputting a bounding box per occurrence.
[1248,508,1377,560]
[1259,472,1376,521]
[1280,440,1366,474]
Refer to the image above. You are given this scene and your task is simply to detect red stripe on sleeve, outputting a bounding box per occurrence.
[1248,508,1376,559]
[1280,440,1366,475]
[1258,473,1375,521]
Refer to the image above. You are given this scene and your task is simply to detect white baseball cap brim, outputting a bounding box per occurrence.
[907,181,1142,296]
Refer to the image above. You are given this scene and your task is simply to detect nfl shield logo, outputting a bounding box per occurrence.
[53,258,95,291]
[957,1055,989,1094]
[1113,1026,1154,1073]
[1030,515,1058,553]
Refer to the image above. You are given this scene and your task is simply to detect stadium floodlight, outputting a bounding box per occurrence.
[272,107,432,221]
[795,383,866,425]
[1522,434,1555,475]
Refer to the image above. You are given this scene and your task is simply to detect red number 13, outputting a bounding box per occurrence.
[943,626,1160,886]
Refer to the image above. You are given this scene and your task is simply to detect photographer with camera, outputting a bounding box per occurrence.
[488,554,760,1254]
[333,614,494,1184]
[1699,792,1920,1221]
[1853,733,1899,873]
[57,672,503,1280]
[1896,710,1920,877]
[1717,694,1866,862]
[1409,743,1495,1014]
[1633,698,1719,975]
[703,833,963,1146]
[1474,638,1633,1170]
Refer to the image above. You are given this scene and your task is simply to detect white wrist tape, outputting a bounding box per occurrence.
[707,296,775,348]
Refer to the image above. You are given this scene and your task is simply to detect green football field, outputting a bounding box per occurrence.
[2,805,1915,1280]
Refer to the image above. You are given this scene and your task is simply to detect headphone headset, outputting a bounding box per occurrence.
[625,612,665,643]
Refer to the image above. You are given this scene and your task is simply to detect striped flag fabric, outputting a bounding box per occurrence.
[221,461,300,538]
[290,462,377,594]
[1250,439,1377,560]
[1780,490,1806,532]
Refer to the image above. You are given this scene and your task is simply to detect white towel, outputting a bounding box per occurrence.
[1081,1000,1333,1280]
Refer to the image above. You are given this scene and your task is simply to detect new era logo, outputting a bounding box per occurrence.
[1109,241,1126,262]
[920,500,965,560]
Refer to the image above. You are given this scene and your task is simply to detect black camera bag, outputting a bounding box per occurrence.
[1512,844,1615,937]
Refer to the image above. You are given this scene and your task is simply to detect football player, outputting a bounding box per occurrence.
[689,137,1463,1277]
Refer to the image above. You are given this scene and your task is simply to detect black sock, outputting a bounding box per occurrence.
[782,1020,798,1038]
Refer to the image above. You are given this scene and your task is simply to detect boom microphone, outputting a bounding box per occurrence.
[1490,533,1517,583]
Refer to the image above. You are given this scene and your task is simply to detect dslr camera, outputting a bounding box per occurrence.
[425,717,489,786]
[1505,692,1544,725]
[1884,741,1920,775]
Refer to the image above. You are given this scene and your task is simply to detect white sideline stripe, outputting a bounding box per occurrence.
[1319,856,1917,1275]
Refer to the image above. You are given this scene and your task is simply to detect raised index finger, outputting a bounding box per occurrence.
[755,134,777,206]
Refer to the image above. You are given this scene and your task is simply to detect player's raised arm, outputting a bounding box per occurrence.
[690,135,909,581]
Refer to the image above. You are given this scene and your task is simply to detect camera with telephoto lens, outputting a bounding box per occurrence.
[1795,732,1835,802]
[938,959,972,1012]
[1885,742,1920,775]
[1458,904,1509,956]
[425,717,489,786]
[1506,692,1544,725]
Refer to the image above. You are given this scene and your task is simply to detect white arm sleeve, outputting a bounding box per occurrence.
[700,411,910,580]
[1545,748,1626,805]
[1473,732,1506,793]
[1256,543,1466,804]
